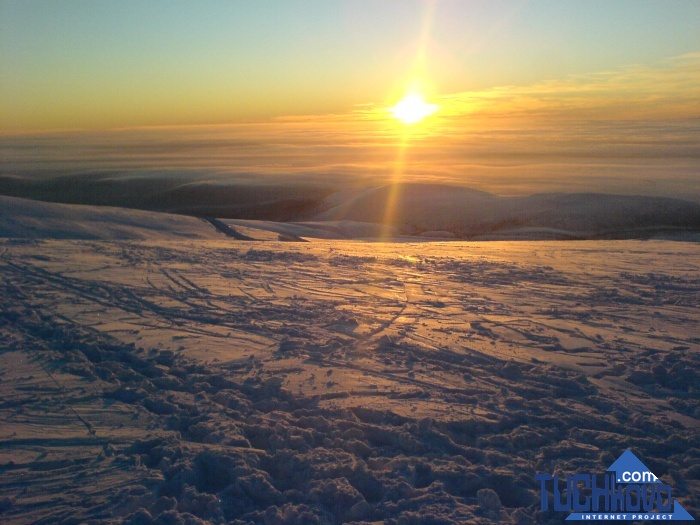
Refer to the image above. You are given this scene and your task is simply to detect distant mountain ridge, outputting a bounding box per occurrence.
[310,183,700,239]
[1,180,699,241]
[0,172,328,221]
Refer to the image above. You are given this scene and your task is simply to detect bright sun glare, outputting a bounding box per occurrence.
[390,92,439,124]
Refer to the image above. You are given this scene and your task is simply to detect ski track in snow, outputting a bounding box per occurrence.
[0,238,698,524]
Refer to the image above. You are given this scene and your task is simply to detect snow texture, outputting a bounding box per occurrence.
[0,199,698,524]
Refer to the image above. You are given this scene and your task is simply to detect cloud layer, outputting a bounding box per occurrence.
[1,55,699,201]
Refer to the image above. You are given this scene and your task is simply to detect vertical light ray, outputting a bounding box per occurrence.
[380,0,438,239]
[380,129,411,240]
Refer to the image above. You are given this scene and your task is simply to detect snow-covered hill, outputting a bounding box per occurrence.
[0,195,220,240]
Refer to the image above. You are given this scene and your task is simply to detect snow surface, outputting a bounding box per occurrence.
[224,219,401,241]
[0,196,222,240]
[0,199,698,524]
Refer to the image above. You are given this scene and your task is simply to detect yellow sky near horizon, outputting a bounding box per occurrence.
[351,53,700,129]
[5,51,697,139]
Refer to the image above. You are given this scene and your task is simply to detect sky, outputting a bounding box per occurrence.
[2,0,699,130]
[1,1,699,199]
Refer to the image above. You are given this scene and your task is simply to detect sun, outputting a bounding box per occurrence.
[390,92,439,124]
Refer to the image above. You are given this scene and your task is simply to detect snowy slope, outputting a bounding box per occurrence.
[0,195,221,240]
